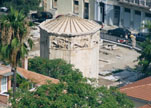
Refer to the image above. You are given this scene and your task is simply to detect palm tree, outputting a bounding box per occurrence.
[0,8,33,97]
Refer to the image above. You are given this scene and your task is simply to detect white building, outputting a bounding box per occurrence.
[95,0,151,32]
[43,0,151,32]
[43,0,96,20]
[39,15,101,79]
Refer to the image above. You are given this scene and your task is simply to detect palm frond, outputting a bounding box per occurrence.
[20,44,28,58]
[1,45,10,59]
[11,38,19,49]
[27,38,33,49]
[0,7,33,67]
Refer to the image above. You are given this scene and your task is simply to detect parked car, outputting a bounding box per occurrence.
[31,12,53,23]
[107,28,131,38]
[31,13,38,19]
[135,32,150,42]
[117,39,129,44]
[0,7,8,12]
[94,20,104,30]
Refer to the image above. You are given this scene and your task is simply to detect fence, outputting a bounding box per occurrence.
[100,32,141,51]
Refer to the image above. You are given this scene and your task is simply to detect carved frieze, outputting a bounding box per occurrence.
[49,34,99,50]
[50,37,71,49]
[91,33,99,46]
[73,37,90,49]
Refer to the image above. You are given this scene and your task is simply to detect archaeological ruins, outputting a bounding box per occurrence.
[39,14,101,79]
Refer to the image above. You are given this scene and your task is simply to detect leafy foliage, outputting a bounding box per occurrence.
[0,8,33,95]
[98,87,134,108]
[138,21,151,76]
[0,8,33,67]
[10,82,134,108]
[16,74,33,90]
[28,57,85,83]
[1,0,42,15]
[8,57,135,108]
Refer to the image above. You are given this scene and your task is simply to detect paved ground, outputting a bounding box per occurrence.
[98,42,141,87]
[99,43,140,71]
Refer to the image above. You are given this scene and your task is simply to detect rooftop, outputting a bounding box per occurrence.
[39,14,101,36]
[0,65,59,86]
[140,104,151,108]
[120,76,151,101]
[0,65,13,76]
[17,67,59,85]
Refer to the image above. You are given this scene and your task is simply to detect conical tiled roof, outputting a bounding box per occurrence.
[39,14,101,36]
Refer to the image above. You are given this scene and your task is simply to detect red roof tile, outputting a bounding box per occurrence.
[17,67,59,85]
[140,104,151,108]
[120,77,151,101]
[0,65,59,85]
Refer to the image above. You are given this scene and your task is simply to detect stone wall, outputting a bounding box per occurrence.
[45,31,100,79]
[40,29,50,59]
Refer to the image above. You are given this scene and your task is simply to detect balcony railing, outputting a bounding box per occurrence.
[118,0,151,8]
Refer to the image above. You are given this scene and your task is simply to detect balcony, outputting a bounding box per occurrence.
[118,0,151,8]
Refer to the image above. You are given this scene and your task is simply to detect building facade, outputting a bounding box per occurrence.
[0,66,12,94]
[43,0,151,32]
[0,65,12,104]
[43,0,96,20]
[95,0,151,31]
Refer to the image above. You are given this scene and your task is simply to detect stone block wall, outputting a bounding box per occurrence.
[45,31,100,79]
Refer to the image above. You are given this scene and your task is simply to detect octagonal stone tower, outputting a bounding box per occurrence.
[39,15,100,79]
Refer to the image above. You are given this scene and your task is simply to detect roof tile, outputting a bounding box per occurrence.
[140,104,151,108]
[120,77,151,101]
[39,14,101,36]
[17,67,59,85]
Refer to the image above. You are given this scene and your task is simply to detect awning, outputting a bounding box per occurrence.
[2,72,13,76]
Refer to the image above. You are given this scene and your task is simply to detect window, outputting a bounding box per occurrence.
[1,77,7,93]
[84,2,89,19]
[52,0,57,9]
[74,0,79,14]
[114,6,120,26]
[139,0,145,5]
[146,0,151,7]
[135,10,141,15]
[135,0,139,4]
[146,13,151,18]
[125,8,130,13]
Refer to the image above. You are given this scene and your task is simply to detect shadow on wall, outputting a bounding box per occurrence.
[106,4,114,26]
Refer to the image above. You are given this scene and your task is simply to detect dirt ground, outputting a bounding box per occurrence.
[98,42,141,86]
[99,43,140,73]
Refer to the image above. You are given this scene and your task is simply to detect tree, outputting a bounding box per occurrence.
[10,81,134,108]
[28,57,85,83]
[138,21,151,76]
[0,8,33,97]
[15,57,134,108]
[1,0,42,15]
